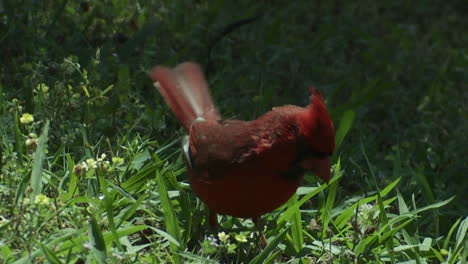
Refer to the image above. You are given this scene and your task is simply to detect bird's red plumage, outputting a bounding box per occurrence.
[150,62,335,224]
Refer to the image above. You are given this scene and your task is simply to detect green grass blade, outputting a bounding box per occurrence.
[13,225,146,263]
[321,158,341,241]
[278,172,341,225]
[461,238,468,264]
[335,110,355,150]
[60,154,77,201]
[31,120,50,198]
[263,251,282,264]
[0,82,3,115]
[148,226,181,247]
[286,194,303,252]
[116,194,147,228]
[156,167,181,264]
[39,243,62,264]
[335,178,400,229]
[413,166,435,204]
[455,217,468,252]
[444,217,462,249]
[13,107,24,162]
[249,227,289,264]
[89,215,107,263]
[100,177,124,252]
[409,197,454,215]
[397,190,409,214]
[376,191,395,264]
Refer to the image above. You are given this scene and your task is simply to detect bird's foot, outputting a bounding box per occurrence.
[253,217,268,248]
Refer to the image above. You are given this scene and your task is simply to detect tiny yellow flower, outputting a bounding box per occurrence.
[20,113,34,124]
[234,234,248,243]
[34,194,50,205]
[112,157,124,165]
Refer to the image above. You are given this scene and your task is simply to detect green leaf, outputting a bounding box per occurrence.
[131,149,151,170]
[419,237,432,252]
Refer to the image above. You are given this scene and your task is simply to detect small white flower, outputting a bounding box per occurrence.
[83,241,92,249]
[37,83,49,93]
[218,232,230,243]
[112,157,124,165]
[86,158,97,169]
[25,138,39,147]
[234,234,248,243]
[23,198,30,205]
[100,160,110,170]
[0,215,10,226]
[207,235,219,247]
[81,161,89,171]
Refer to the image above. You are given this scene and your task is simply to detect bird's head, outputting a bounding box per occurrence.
[296,87,335,183]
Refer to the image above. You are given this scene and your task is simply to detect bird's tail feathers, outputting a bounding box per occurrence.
[151,62,220,131]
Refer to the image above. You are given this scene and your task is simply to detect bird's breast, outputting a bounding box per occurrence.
[188,143,303,218]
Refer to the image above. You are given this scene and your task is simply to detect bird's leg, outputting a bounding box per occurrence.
[209,210,218,230]
[253,217,268,247]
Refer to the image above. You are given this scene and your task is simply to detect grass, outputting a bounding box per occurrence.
[1,0,467,263]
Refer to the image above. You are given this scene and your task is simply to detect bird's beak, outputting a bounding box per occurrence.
[301,157,331,183]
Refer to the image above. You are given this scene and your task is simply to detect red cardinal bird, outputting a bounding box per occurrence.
[150,62,335,240]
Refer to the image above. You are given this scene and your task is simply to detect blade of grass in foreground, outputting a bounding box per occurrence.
[89,215,107,263]
[278,171,341,225]
[249,227,289,264]
[13,106,24,163]
[39,243,61,264]
[31,120,50,198]
[286,194,303,252]
[334,110,355,150]
[156,166,182,264]
[13,225,147,263]
[321,159,341,240]
[334,177,400,229]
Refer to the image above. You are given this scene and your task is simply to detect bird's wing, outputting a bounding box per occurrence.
[188,108,302,179]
